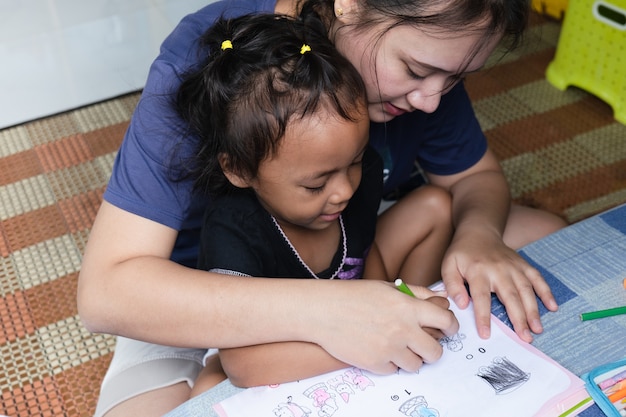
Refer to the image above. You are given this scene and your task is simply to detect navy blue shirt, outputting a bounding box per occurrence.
[104,0,488,268]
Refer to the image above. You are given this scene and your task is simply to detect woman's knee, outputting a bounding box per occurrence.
[504,204,567,249]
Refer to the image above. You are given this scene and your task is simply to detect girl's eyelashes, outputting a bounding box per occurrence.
[302,153,363,194]
[304,184,326,193]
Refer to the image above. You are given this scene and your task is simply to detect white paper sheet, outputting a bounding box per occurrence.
[214,296,584,417]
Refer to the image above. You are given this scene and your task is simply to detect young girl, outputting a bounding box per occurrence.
[175,12,454,394]
[78,0,565,415]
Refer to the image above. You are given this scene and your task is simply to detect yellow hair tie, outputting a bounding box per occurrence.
[300,44,311,55]
[221,40,233,50]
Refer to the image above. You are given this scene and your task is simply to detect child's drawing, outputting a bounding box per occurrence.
[273,399,312,417]
[303,382,338,416]
[327,375,355,403]
[476,356,530,394]
[342,367,375,390]
[399,395,440,417]
[440,332,466,352]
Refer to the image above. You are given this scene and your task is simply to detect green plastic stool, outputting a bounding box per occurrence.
[546,0,626,124]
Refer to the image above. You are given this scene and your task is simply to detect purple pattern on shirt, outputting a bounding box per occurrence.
[338,257,365,280]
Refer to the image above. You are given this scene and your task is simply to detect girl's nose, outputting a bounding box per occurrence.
[329,174,357,206]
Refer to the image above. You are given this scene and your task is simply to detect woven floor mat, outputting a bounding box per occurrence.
[0,11,625,417]
[466,13,626,222]
[0,96,136,416]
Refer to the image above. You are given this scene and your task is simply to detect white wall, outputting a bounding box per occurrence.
[0,0,210,129]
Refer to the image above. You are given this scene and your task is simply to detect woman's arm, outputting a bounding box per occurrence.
[218,242,390,389]
[215,236,455,389]
[217,286,453,388]
[77,201,459,373]
[428,149,558,343]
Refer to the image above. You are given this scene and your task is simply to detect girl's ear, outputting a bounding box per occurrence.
[218,153,251,189]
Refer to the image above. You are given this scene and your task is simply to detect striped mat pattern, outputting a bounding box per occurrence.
[0,12,625,417]
[467,13,626,223]
[0,97,136,416]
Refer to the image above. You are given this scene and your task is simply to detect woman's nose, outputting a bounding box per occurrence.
[406,89,442,114]
[406,75,447,113]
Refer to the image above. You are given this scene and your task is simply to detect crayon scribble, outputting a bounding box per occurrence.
[476,357,530,394]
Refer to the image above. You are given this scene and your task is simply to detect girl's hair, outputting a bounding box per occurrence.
[300,0,530,67]
[177,13,366,196]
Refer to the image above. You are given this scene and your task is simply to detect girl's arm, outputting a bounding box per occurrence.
[219,342,348,388]
[428,149,559,343]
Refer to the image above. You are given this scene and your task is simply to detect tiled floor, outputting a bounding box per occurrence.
[0,0,209,129]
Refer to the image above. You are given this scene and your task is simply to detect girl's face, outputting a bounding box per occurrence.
[334,22,501,122]
[249,105,370,231]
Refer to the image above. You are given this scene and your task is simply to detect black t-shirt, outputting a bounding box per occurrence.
[197,147,383,279]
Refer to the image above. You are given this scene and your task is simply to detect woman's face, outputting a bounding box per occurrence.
[334,22,501,122]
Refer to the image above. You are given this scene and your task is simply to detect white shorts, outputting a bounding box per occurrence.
[94,336,211,417]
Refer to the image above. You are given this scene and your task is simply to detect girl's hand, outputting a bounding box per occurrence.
[441,227,557,343]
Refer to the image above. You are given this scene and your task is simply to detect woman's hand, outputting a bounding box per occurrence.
[429,149,558,344]
[220,282,458,387]
[441,226,557,343]
[308,281,459,375]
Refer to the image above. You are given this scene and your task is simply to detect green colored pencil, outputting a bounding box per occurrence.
[394,278,416,297]
[580,305,626,321]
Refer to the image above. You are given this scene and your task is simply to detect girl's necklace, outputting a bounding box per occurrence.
[270,215,347,279]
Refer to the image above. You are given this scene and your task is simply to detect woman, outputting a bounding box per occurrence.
[77,0,565,415]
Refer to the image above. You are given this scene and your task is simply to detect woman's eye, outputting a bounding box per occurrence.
[407,68,425,80]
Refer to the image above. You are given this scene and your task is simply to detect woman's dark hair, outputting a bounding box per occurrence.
[300,0,530,68]
[176,12,366,196]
